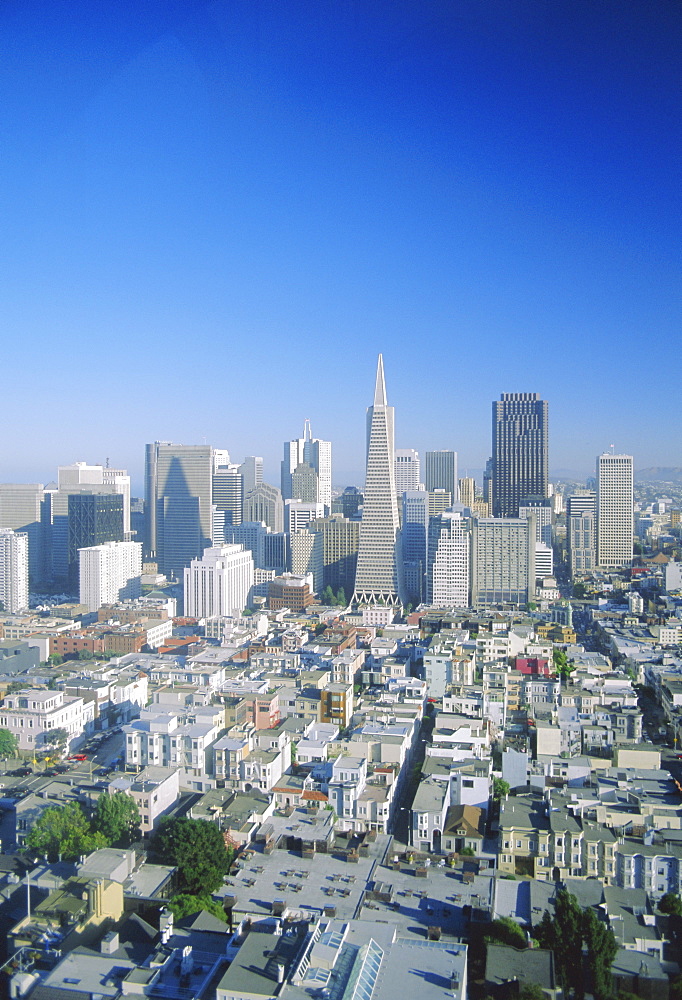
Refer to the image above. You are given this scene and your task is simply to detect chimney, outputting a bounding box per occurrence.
[159,908,174,944]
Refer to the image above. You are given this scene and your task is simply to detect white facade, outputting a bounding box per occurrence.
[394,448,421,500]
[353,355,405,606]
[184,544,254,618]
[102,468,131,534]
[281,421,332,512]
[79,540,142,612]
[285,500,325,534]
[597,453,634,568]
[427,511,470,607]
[0,528,28,614]
[0,688,94,750]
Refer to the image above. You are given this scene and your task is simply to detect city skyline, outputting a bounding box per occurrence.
[1,2,679,488]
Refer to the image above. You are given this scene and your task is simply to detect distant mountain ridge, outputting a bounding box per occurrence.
[635,467,682,483]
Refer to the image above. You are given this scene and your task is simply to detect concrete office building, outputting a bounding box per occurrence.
[458,477,476,508]
[567,492,597,577]
[471,516,536,608]
[492,393,548,517]
[0,528,29,613]
[213,466,243,528]
[425,451,458,503]
[353,355,405,607]
[224,521,288,573]
[308,514,359,596]
[0,484,47,582]
[68,493,125,587]
[597,453,634,569]
[395,448,421,503]
[285,500,325,535]
[243,483,284,534]
[427,511,470,608]
[79,540,142,612]
[281,420,332,512]
[519,498,553,547]
[402,490,429,606]
[184,544,254,619]
[289,529,324,593]
[145,442,214,578]
[238,456,263,496]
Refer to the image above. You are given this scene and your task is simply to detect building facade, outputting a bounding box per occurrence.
[353,355,405,607]
[597,453,634,569]
[492,393,548,517]
[78,540,143,613]
[0,528,29,613]
[184,544,254,619]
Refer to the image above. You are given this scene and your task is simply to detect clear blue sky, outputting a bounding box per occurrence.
[2,0,680,492]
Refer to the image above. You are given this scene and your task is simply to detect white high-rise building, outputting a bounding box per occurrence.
[285,500,325,535]
[184,544,254,618]
[353,355,405,607]
[281,421,332,512]
[395,449,421,502]
[0,529,29,613]
[0,484,46,582]
[597,453,634,569]
[79,540,142,612]
[427,511,470,607]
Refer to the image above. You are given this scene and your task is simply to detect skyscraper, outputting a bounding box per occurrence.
[352,355,404,607]
[395,449,421,503]
[492,393,548,517]
[426,511,470,607]
[68,493,124,586]
[0,528,28,613]
[424,451,458,503]
[470,515,536,608]
[145,443,214,578]
[281,420,332,512]
[184,544,254,619]
[567,492,596,577]
[79,540,142,612]
[596,453,634,568]
[243,483,284,534]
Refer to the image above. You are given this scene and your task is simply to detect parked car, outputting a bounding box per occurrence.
[12,767,32,777]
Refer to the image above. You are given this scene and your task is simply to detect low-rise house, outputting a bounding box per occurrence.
[0,687,95,751]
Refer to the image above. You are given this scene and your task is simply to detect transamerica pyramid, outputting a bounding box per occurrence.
[352,354,405,607]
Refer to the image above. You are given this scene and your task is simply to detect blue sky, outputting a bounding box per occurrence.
[2,0,680,491]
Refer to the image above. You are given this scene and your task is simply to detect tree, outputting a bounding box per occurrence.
[583,906,618,1000]
[486,917,527,949]
[46,727,69,750]
[519,985,546,1000]
[553,647,575,682]
[151,817,231,895]
[93,791,141,846]
[492,778,510,801]
[48,653,63,665]
[168,893,228,923]
[322,585,335,605]
[459,846,475,856]
[534,889,585,999]
[659,892,682,915]
[573,582,587,599]
[26,802,108,861]
[0,728,18,758]
[77,649,94,660]
[336,588,346,606]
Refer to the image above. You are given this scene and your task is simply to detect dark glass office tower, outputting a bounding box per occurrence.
[492,393,548,518]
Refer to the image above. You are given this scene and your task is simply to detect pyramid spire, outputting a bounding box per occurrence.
[373,353,387,407]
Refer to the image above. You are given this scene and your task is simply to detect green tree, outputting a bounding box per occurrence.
[26,802,108,861]
[48,653,63,665]
[573,582,587,599]
[492,778,510,800]
[322,585,335,605]
[583,906,618,1000]
[486,917,527,949]
[459,846,475,856]
[519,985,546,1000]
[535,889,585,999]
[77,649,94,660]
[336,588,346,606]
[553,647,575,682]
[46,727,69,751]
[659,892,682,915]
[0,728,18,757]
[168,893,228,923]
[93,791,141,846]
[151,817,231,895]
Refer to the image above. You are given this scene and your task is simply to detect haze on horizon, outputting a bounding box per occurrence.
[1,1,680,491]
